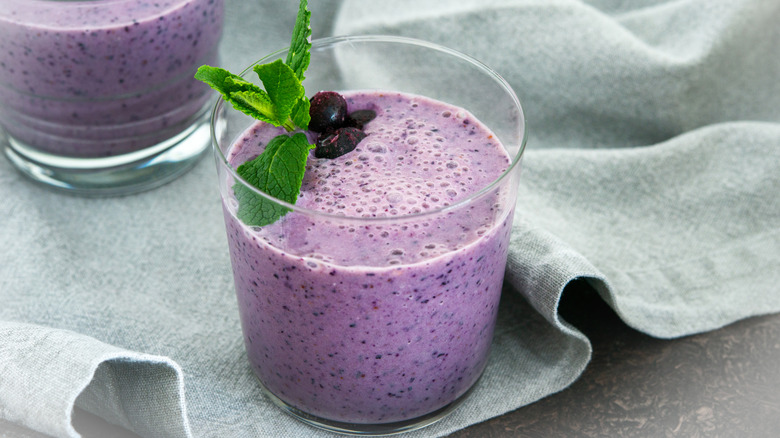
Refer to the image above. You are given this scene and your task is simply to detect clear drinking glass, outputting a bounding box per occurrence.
[212,36,526,435]
[0,0,224,195]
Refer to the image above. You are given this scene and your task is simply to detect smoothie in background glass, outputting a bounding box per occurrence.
[213,36,526,435]
[0,0,224,195]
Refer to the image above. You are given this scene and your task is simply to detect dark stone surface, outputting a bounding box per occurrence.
[448,280,780,437]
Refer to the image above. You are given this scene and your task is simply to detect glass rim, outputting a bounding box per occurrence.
[211,34,527,224]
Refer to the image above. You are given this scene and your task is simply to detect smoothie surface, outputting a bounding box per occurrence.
[0,1,196,29]
[227,90,512,266]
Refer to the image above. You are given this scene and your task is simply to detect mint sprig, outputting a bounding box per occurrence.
[196,0,313,226]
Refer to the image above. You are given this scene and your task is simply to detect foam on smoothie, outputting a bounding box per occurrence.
[227,91,511,266]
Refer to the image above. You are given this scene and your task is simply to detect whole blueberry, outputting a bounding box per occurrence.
[309,91,348,133]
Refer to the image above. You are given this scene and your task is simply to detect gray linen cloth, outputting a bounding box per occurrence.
[2,0,778,436]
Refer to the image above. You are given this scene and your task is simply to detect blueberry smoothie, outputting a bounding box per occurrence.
[0,0,224,157]
[223,91,516,423]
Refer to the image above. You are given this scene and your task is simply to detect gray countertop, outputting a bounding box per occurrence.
[450,280,780,437]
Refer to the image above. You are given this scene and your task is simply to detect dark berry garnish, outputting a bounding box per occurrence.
[314,127,367,159]
[344,109,377,130]
[309,91,348,133]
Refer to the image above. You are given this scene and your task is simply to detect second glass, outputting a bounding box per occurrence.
[0,0,224,195]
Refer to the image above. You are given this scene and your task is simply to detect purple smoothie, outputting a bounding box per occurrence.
[0,0,223,157]
[223,91,515,423]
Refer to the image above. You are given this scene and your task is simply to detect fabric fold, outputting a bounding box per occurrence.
[0,322,190,438]
[514,122,780,338]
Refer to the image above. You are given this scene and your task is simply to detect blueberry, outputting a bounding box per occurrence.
[314,127,367,159]
[344,109,377,130]
[309,91,348,133]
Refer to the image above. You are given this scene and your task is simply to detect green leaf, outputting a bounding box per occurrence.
[195,66,261,96]
[233,133,314,227]
[286,0,312,81]
[229,90,277,124]
[196,65,278,123]
[289,96,311,130]
[253,59,304,126]
[195,65,237,91]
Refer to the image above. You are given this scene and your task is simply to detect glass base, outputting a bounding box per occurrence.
[2,107,212,197]
[255,373,479,436]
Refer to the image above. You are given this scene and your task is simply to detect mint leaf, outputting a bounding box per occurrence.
[195,65,252,93]
[286,0,312,81]
[253,59,305,129]
[229,89,276,124]
[289,96,311,130]
[196,65,279,124]
[234,133,314,227]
